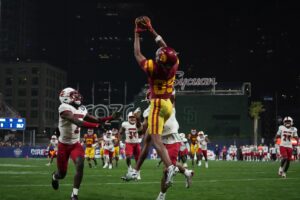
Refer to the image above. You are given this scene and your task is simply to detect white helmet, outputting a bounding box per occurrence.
[51,135,57,140]
[128,112,136,124]
[198,131,204,136]
[283,116,293,127]
[106,130,112,137]
[59,87,82,106]
[191,129,197,135]
[87,129,94,135]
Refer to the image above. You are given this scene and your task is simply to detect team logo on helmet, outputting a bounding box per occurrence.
[155,47,178,67]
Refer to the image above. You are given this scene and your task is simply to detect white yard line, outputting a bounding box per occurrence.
[0,164,38,168]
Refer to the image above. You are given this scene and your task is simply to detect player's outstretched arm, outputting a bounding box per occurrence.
[149,28,167,48]
[134,31,146,65]
[60,111,99,128]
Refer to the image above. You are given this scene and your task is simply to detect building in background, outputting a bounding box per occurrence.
[0,62,67,138]
[0,0,39,61]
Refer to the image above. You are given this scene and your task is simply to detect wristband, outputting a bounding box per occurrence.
[155,35,162,43]
[82,121,99,128]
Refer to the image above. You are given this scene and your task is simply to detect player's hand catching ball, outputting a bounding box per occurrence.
[135,16,152,33]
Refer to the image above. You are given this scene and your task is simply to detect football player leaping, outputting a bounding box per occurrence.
[275,116,298,178]
[145,90,194,200]
[125,15,180,187]
[51,87,120,200]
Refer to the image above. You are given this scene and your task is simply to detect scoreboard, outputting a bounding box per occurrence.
[0,118,26,130]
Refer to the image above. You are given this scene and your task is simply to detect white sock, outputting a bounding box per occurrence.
[159,192,165,196]
[72,188,79,196]
[167,165,174,171]
[184,169,191,176]
[52,174,57,181]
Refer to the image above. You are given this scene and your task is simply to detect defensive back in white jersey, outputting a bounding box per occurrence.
[122,121,140,143]
[276,125,298,148]
[58,103,87,144]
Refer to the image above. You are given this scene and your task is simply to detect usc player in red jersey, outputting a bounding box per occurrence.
[83,129,98,168]
[124,16,179,187]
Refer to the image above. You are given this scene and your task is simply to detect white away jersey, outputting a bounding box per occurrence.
[197,136,208,150]
[103,134,114,152]
[122,121,140,143]
[58,103,87,144]
[276,125,298,148]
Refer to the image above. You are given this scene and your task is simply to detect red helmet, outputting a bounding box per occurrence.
[155,47,178,67]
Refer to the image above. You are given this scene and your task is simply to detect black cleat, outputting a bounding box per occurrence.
[70,195,78,200]
[51,172,59,190]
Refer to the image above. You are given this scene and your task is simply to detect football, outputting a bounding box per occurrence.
[135,16,151,29]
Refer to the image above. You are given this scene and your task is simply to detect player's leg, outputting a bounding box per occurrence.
[100,148,105,166]
[70,143,85,199]
[52,143,69,190]
[108,151,113,169]
[279,146,288,177]
[203,150,208,168]
[150,99,178,186]
[121,134,152,181]
[157,168,169,200]
[125,143,133,169]
[180,151,188,168]
[283,148,293,175]
[197,150,202,166]
[166,143,193,188]
[135,133,152,171]
[190,145,195,167]
[114,147,119,167]
[134,144,142,180]
[91,147,97,167]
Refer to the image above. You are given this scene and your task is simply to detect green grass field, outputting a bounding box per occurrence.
[0,158,299,200]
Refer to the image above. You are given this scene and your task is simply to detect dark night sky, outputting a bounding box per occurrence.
[37,0,300,104]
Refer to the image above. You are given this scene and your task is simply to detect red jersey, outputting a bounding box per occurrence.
[140,59,179,99]
[189,134,198,145]
[84,134,97,147]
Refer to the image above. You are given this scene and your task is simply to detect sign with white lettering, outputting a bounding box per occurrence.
[174,71,217,90]
[0,118,26,130]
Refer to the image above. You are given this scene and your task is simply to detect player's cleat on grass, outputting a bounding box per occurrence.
[278,167,283,176]
[88,163,92,168]
[70,194,78,200]
[108,164,112,169]
[121,169,138,181]
[103,163,108,169]
[198,161,202,167]
[281,172,286,178]
[165,165,178,187]
[45,163,51,166]
[185,170,194,188]
[156,192,166,200]
[205,162,208,168]
[51,172,59,190]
